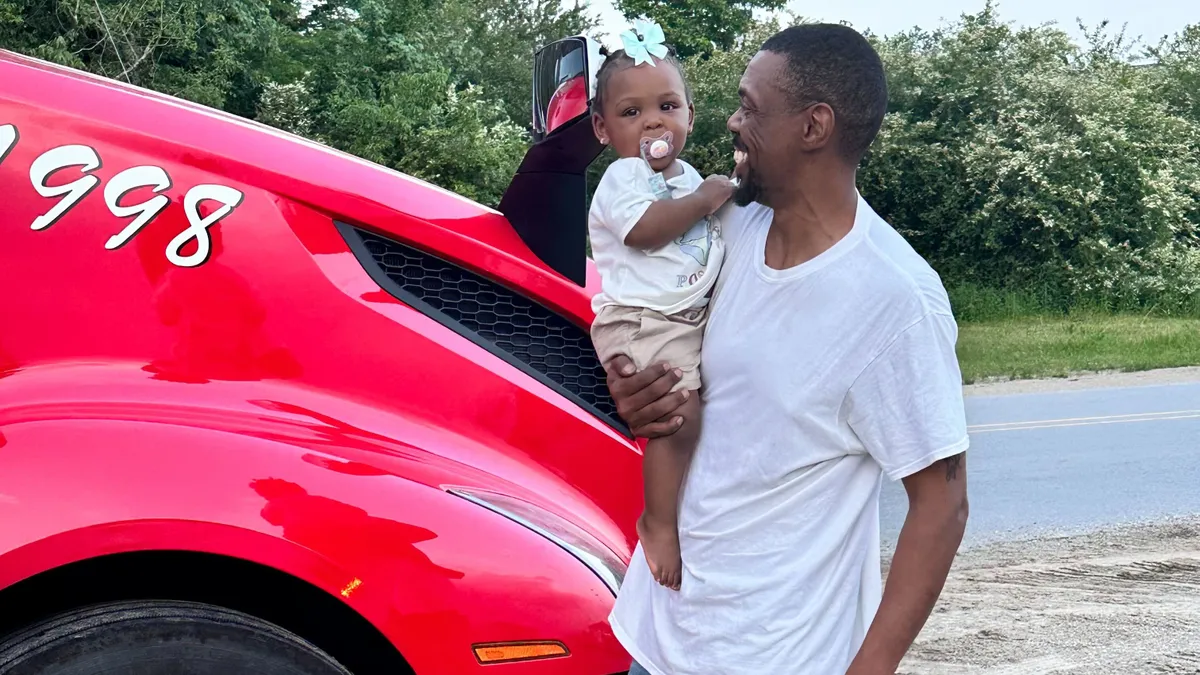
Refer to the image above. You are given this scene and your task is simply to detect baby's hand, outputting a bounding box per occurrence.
[697,175,736,213]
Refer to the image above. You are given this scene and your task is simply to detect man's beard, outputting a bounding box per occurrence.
[733,167,762,206]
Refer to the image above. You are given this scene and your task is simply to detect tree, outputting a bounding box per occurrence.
[0,0,285,116]
[319,68,529,206]
[414,0,595,126]
[614,0,785,59]
[260,0,535,206]
[680,19,781,176]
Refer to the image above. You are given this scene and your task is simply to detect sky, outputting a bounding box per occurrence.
[585,0,1195,52]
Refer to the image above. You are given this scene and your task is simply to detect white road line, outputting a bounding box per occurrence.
[970,409,1200,429]
[968,409,1200,434]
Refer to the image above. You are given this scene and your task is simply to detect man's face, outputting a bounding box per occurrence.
[728,51,807,207]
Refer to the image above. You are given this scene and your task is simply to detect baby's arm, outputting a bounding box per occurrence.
[624,176,735,250]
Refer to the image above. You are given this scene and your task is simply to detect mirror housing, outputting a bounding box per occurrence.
[501,36,606,287]
[531,36,603,142]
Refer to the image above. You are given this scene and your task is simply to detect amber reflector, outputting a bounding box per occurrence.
[472,641,569,664]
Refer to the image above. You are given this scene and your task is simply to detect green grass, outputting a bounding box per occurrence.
[957,314,1200,384]
[949,283,1200,323]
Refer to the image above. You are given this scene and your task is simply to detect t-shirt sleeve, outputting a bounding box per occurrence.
[844,311,970,481]
[592,158,658,244]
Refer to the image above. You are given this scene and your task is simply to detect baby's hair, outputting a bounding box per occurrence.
[593,44,692,115]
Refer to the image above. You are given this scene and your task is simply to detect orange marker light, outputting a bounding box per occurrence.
[340,578,362,598]
[472,641,569,664]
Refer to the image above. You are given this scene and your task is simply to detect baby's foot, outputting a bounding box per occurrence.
[637,513,682,591]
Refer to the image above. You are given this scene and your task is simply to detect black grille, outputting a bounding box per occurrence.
[341,224,626,434]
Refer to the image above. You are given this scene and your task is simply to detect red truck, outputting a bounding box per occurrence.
[0,35,641,675]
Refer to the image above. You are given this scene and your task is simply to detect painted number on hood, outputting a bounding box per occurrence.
[169,184,245,268]
[0,124,17,164]
[30,144,103,232]
[3,122,245,268]
[104,165,173,250]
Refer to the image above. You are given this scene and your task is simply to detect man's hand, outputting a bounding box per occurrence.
[846,452,968,675]
[604,355,689,438]
[697,175,736,213]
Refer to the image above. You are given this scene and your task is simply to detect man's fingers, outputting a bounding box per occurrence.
[629,388,688,430]
[604,354,637,378]
[635,392,687,425]
[617,362,675,397]
[606,358,667,402]
[632,417,685,439]
[602,358,686,432]
[620,368,684,424]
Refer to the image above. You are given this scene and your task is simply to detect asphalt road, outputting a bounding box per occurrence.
[880,379,1200,550]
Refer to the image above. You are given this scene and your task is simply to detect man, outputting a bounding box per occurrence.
[605,24,970,675]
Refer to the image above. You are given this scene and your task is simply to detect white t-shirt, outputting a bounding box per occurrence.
[609,194,970,675]
[589,157,725,315]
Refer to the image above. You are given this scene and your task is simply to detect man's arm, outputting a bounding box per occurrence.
[841,309,970,674]
[846,452,968,675]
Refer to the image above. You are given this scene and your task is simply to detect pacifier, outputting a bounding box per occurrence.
[639,131,676,201]
[640,132,675,161]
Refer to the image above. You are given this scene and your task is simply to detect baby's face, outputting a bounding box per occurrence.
[593,60,693,173]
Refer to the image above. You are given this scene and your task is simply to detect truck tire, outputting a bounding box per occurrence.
[0,600,354,675]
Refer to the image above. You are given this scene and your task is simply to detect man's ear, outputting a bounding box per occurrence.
[805,103,835,151]
[592,113,610,145]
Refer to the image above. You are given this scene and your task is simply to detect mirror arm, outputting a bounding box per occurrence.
[499,111,604,287]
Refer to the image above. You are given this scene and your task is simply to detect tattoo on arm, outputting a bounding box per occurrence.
[943,453,964,482]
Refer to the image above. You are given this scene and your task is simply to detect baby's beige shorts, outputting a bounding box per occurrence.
[590,304,707,392]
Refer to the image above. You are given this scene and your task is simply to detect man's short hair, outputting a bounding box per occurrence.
[761,24,888,162]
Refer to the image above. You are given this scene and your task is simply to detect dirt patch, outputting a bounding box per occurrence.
[962,366,1200,398]
[892,517,1200,674]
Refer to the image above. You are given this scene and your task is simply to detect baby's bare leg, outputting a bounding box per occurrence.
[638,392,701,591]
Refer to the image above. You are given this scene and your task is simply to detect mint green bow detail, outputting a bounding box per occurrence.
[620,19,669,66]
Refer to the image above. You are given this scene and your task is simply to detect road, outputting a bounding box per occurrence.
[878,374,1200,674]
[881,378,1200,548]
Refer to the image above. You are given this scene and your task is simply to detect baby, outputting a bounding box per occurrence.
[588,28,736,590]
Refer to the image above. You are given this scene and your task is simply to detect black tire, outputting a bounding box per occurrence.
[0,600,354,675]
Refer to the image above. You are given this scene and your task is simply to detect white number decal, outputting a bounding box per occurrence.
[104,165,172,250]
[17,134,244,268]
[0,124,17,164]
[29,145,102,231]
[167,184,244,268]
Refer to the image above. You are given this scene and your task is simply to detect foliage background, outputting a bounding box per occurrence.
[3,0,1197,318]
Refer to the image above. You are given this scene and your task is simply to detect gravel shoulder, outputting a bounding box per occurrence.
[897,368,1200,673]
[962,366,1200,397]
[892,517,1200,674]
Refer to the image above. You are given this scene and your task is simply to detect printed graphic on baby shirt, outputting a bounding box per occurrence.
[676,214,716,266]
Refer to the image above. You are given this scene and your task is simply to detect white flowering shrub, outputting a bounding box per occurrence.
[859,7,1200,314]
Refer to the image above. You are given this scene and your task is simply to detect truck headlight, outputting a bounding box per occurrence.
[446,487,626,596]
